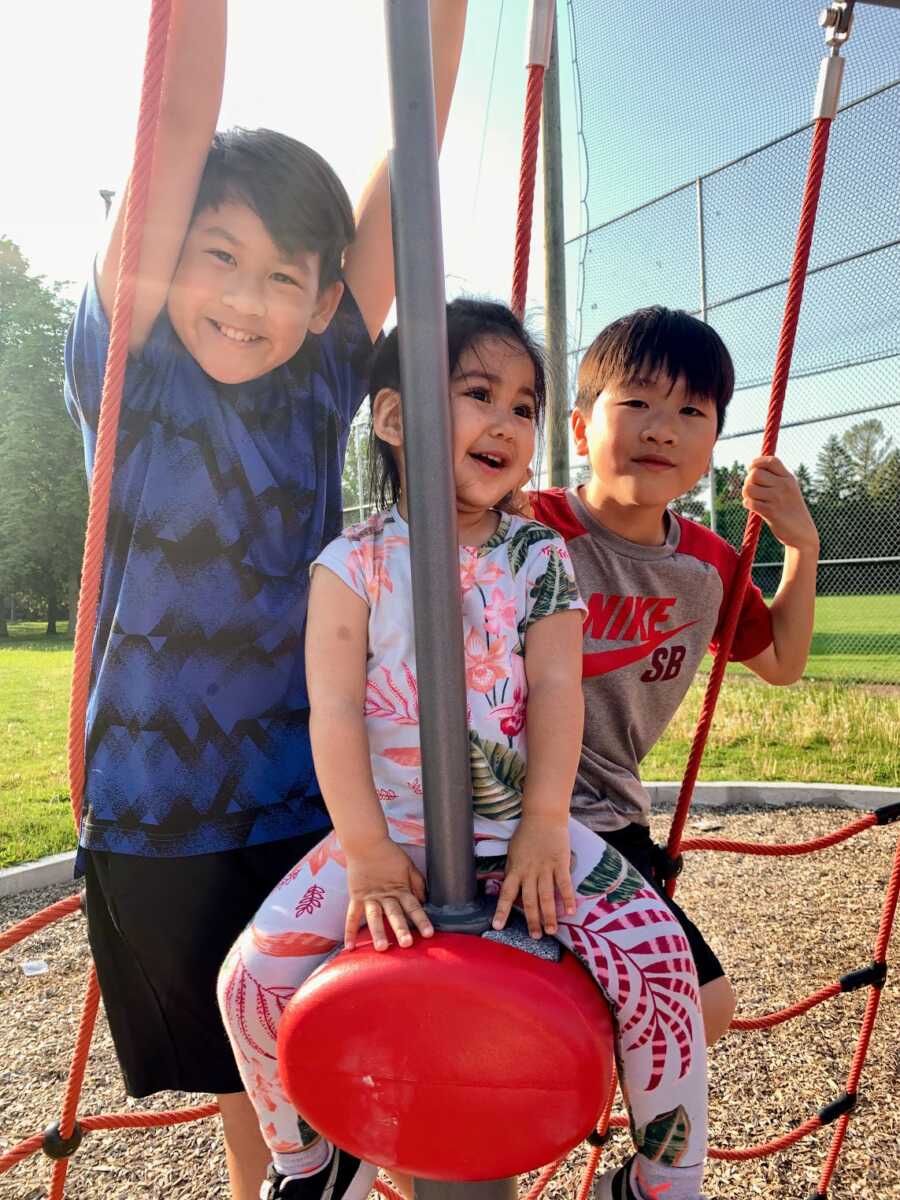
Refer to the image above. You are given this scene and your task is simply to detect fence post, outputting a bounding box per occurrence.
[696,174,716,531]
[543,18,570,488]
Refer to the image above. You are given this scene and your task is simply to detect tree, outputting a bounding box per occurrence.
[813,435,857,502]
[795,462,814,504]
[841,418,893,492]
[670,475,709,523]
[340,411,372,526]
[715,461,745,501]
[0,238,85,635]
[869,448,900,504]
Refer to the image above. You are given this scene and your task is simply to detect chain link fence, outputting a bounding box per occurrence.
[565,3,900,684]
[338,5,900,684]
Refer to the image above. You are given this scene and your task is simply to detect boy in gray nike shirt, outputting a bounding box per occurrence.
[532,306,819,1045]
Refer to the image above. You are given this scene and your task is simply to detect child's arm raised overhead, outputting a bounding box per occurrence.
[343,0,468,342]
[306,565,434,952]
[740,455,820,685]
[97,0,226,352]
[492,609,585,939]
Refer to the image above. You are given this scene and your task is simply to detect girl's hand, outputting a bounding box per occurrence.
[492,817,576,938]
[344,838,434,951]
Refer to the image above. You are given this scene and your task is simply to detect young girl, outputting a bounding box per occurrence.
[218,300,709,1200]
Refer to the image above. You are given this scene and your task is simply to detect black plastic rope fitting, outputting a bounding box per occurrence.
[817,1091,857,1126]
[42,1120,83,1160]
[875,800,900,825]
[839,960,887,992]
[585,1127,612,1148]
[651,844,684,882]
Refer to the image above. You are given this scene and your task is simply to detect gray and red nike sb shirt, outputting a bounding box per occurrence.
[531,487,773,833]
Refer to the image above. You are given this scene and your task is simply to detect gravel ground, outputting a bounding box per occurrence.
[1,806,898,1200]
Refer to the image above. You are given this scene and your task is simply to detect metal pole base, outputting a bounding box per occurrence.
[425,898,493,935]
[414,1177,518,1200]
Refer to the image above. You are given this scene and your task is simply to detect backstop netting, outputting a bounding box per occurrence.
[566,0,900,683]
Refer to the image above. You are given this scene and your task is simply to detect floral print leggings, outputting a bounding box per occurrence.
[218,817,707,1181]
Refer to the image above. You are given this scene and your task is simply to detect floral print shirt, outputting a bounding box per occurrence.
[312,507,585,850]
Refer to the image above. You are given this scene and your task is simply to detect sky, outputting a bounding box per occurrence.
[2,1,897,490]
[0,2,581,319]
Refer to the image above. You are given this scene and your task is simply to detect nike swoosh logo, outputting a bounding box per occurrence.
[582,620,697,677]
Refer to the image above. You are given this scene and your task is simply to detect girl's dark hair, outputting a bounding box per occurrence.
[575,306,734,433]
[368,299,546,509]
[192,128,355,290]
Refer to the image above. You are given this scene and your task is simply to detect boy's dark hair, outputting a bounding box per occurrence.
[369,298,546,509]
[575,306,734,433]
[192,128,355,291]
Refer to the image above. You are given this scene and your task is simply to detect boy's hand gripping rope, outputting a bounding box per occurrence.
[0,5,218,1198]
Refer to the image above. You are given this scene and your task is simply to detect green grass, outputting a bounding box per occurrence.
[707,592,900,683]
[0,622,77,868]
[1,608,898,869]
[643,673,900,788]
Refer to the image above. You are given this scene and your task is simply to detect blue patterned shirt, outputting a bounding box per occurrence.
[65,273,373,861]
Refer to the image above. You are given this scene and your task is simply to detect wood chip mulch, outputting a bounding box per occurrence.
[1,807,898,1199]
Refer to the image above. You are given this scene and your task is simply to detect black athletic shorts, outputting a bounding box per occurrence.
[601,822,725,987]
[83,826,328,1098]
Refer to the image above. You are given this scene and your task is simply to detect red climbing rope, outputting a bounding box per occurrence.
[813,830,900,1196]
[729,981,843,1032]
[0,4,227,1194]
[665,115,835,876]
[0,893,81,954]
[66,0,173,830]
[680,811,877,857]
[511,63,546,319]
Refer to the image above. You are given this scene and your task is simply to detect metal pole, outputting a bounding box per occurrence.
[696,175,716,532]
[382,0,485,928]
[384,7,517,1198]
[542,19,570,488]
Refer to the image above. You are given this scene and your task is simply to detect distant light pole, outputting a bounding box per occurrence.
[99,189,115,218]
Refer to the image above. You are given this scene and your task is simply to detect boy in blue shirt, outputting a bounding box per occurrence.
[64,4,467,1197]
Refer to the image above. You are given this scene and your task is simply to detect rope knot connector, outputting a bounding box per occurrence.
[585,1127,612,1148]
[42,1120,83,1161]
[817,1091,858,1126]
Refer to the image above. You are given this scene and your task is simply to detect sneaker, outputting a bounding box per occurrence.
[593,1156,707,1200]
[261,1149,376,1200]
[593,1157,640,1200]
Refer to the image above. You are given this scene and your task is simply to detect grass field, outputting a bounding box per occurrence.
[705,592,900,683]
[1,604,898,869]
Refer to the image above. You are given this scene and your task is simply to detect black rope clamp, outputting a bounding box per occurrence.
[651,843,683,883]
[42,1120,83,1160]
[840,960,887,992]
[818,1091,857,1126]
[585,1126,613,1148]
[875,800,900,825]
[806,1193,827,1200]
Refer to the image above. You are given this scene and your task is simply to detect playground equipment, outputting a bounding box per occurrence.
[278,9,615,1197]
[2,1,900,1198]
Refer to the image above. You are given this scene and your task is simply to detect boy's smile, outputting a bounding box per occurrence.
[572,372,718,544]
[167,202,342,385]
